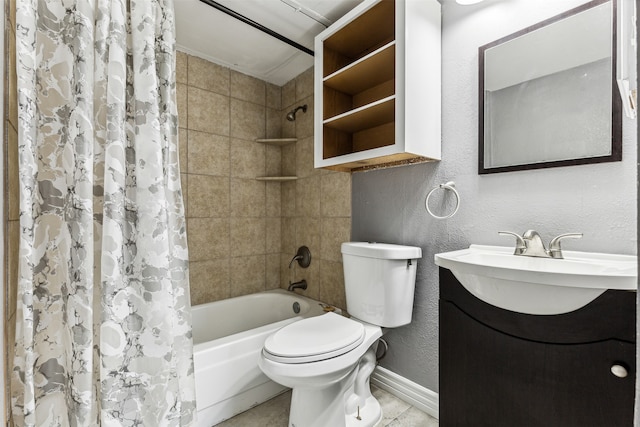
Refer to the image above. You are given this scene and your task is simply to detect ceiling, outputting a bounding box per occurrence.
[174,0,363,86]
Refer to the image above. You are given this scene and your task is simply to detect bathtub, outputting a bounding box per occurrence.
[192,289,335,427]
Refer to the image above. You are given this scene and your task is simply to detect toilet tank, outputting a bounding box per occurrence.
[341,242,422,327]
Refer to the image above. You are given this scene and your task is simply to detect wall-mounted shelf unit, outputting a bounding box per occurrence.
[255,138,298,181]
[314,0,441,171]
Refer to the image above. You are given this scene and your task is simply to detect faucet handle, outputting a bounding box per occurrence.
[498,231,526,255]
[548,233,583,259]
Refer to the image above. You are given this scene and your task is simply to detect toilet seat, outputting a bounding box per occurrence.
[263,312,365,364]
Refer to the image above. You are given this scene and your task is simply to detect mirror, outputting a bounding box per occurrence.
[479,0,622,174]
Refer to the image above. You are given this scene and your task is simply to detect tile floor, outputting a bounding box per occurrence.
[216,386,439,426]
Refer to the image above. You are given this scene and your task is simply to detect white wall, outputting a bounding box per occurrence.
[351,0,637,392]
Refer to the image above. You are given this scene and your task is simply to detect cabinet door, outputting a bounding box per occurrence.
[440,301,635,427]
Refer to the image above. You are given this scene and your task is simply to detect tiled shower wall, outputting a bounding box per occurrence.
[176,51,286,304]
[177,52,352,309]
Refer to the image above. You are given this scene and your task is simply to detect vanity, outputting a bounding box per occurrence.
[436,245,637,426]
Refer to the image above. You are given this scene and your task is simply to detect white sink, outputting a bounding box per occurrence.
[434,245,637,315]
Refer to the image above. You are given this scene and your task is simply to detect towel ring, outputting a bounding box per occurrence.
[425,181,460,220]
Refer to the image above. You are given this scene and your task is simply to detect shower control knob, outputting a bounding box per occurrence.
[610,364,628,378]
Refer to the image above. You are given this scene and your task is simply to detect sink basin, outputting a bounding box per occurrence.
[435,245,637,315]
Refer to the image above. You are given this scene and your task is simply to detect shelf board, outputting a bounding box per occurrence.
[255,176,298,182]
[324,41,395,95]
[323,95,395,133]
[255,138,298,146]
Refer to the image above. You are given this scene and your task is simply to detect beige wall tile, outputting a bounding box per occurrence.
[296,176,321,217]
[266,83,281,110]
[177,83,188,129]
[8,27,17,130]
[176,51,188,84]
[9,0,16,28]
[295,217,321,256]
[281,217,296,254]
[231,70,266,106]
[321,172,351,217]
[188,217,229,261]
[188,175,229,218]
[230,178,265,217]
[295,136,316,179]
[230,99,265,140]
[266,217,281,254]
[320,217,351,262]
[188,87,230,135]
[230,255,266,297]
[295,96,314,139]
[265,182,281,217]
[230,217,266,256]
[230,138,265,178]
[282,79,296,110]
[265,145,282,177]
[188,131,230,176]
[281,143,296,176]
[319,260,347,310]
[281,181,296,217]
[265,253,281,289]
[296,67,314,102]
[188,55,230,96]
[190,259,230,305]
[280,253,292,290]
[178,127,188,173]
[266,108,282,139]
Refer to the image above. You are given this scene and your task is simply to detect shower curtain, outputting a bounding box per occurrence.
[12,1,195,426]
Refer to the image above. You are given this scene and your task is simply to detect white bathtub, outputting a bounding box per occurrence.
[192,289,334,427]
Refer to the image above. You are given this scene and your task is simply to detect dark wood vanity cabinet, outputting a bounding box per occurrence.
[439,268,636,427]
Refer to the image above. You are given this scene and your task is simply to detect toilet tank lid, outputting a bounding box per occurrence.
[341,242,422,259]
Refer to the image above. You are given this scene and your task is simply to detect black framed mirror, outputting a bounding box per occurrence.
[478,0,622,174]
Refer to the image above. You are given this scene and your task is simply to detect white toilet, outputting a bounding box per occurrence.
[259,242,422,427]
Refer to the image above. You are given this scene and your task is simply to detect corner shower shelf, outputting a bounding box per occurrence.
[255,138,298,146]
[254,138,298,181]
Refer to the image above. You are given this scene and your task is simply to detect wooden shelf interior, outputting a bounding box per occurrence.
[320,0,397,162]
[323,0,395,77]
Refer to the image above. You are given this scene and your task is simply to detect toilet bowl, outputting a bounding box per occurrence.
[259,313,384,427]
[259,242,422,427]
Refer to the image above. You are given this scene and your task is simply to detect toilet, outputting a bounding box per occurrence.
[259,242,422,427]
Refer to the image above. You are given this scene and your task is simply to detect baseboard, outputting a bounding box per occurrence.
[370,366,439,420]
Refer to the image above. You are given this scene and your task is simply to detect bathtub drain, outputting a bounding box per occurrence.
[292,302,301,314]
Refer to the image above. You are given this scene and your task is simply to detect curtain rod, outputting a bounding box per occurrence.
[199,0,315,57]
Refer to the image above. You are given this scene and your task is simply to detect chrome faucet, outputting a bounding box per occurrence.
[288,279,308,292]
[547,233,584,259]
[499,230,582,259]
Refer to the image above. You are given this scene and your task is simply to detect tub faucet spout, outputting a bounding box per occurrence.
[288,279,307,292]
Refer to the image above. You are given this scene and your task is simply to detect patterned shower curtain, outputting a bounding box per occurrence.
[12,1,195,426]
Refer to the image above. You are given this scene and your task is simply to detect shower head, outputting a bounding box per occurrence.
[286,104,307,121]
